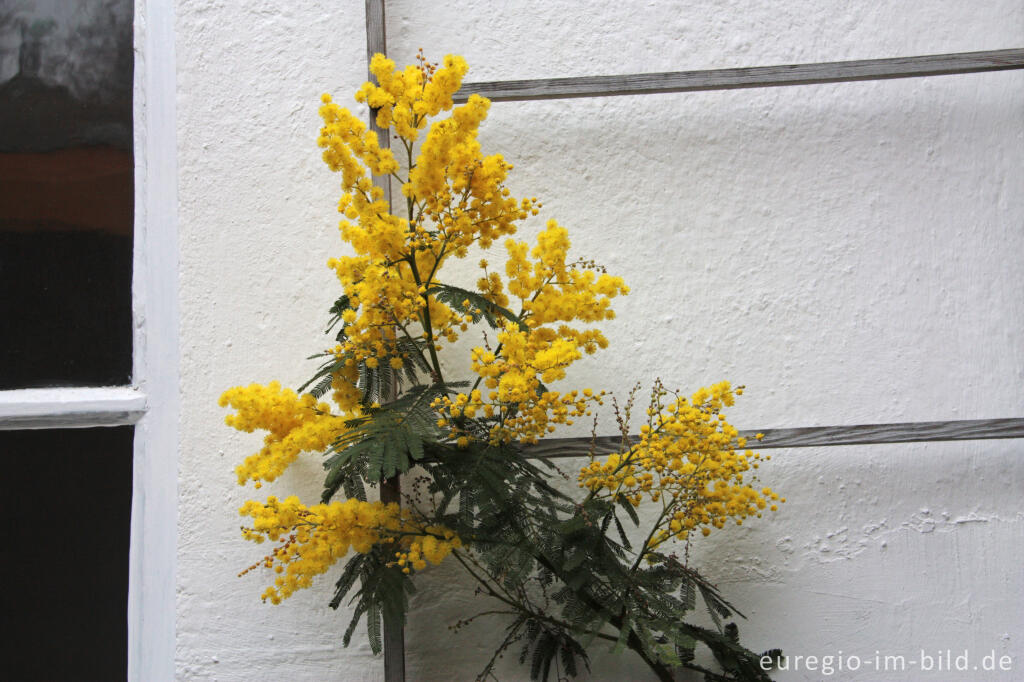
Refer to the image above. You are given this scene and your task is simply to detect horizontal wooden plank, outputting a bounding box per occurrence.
[520,418,1024,459]
[454,48,1024,103]
[0,386,147,430]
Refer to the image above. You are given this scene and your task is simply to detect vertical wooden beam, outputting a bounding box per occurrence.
[364,0,392,200]
[378,476,404,682]
[364,2,404,682]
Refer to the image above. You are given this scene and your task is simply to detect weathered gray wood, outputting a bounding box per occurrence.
[520,418,1024,459]
[378,475,405,682]
[364,2,403,681]
[453,48,1024,103]
[364,0,386,59]
[365,0,392,204]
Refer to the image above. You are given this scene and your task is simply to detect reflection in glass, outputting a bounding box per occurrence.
[0,426,132,680]
[0,1,134,388]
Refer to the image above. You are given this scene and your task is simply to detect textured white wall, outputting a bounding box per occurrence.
[175,1,1023,679]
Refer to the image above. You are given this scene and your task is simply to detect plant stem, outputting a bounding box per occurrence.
[401,139,444,384]
[450,550,619,645]
[629,504,671,573]
[529,554,675,682]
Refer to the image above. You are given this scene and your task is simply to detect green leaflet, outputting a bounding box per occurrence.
[320,384,448,501]
[427,283,529,332]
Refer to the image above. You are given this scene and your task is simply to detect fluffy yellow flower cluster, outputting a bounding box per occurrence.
[435,220,627,444]
[355,51,467,141]
[391,533,460,574]
[578,382,782,545]
[219,382,347,487]
[239,496,460,604]
[312,52,628,449]
[317,105,398,187]
[318,52,541,374]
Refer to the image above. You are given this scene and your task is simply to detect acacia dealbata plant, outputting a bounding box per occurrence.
[221,52,785,681]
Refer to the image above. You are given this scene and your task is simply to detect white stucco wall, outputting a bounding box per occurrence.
[174,1,1023,679]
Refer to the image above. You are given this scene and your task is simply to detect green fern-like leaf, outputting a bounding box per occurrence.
[616,495,640,526]
[676,634,696,664]
[297,355,345,395]
[342,599,368,648]
[308,373,335,400]
[530,631,558,681]
[329,554,367,610]
[367,600,383,654]
[428,284,528,332]
[680,574,696,612]
[326,294,353,341]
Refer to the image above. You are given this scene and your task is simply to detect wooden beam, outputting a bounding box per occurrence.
[377,476,404,681]
[454,48,1024,103]
[364,0,392,204]
[364,2,404,682]
[520,418,1024,459]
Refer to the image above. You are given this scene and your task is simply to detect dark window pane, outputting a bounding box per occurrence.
[0,426,132,681]
[0,1,133,389]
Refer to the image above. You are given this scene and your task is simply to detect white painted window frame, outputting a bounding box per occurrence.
[0,1,177,679]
